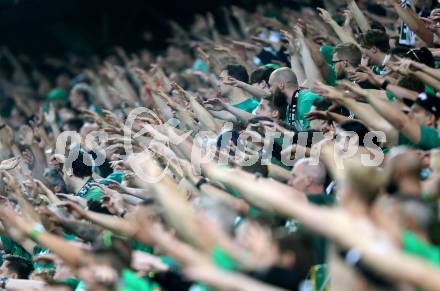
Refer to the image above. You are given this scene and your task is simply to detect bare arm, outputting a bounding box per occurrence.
[4,279,46,290]
[296,27,324,86]
[317,8,358,45]
[341,81,420,144]
[412,71,440,93]
[347,0,371,33]
[388,0,434,44]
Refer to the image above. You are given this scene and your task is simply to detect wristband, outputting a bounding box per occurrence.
[381,80,390,90]
[29,223,45,242]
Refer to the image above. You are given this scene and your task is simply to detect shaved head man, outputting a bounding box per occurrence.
[288,158,326,195]
[268,68,322,129]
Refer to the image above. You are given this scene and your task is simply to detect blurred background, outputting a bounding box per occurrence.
[0,0,263,56]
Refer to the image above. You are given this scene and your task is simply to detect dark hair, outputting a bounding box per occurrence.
[389,46,411,58]
[406,47,435,68]
[270,89,288,121]
[44,168,68,193]
[4,256,34,279]
[360,29,390,53]
[87,199,112,214]
[71,151,93,178]
[276,233,315,278]
[337,119,370,147]
[397,76,424,93]
[225,64,249,83]
[250,67,275,85]
[65,118,84,132]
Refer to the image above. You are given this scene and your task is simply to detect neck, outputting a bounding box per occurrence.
[375,52,387,66]
[398,178,422,195]
[344,198,370,217]
[69,176,92,193]
[228,87,249,105]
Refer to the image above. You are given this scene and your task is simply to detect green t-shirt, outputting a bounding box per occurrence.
[402,230,440,266]
[284,89,323,129]
[211,246,238,271]
[0,236,32,261]
[398,125,440,150]
[306,193,335,206]
[320,45,337,86]
[320,45,335,64]
[120,269,156,291]
[232,97,260,113]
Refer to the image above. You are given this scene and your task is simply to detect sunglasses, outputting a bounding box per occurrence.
[406,49,422,63]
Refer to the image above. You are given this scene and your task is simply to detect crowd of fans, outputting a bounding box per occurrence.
[1,0,440,290]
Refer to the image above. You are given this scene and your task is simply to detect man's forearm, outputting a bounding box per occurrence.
[386,85,418,101]
[392,3,434,44]
[239,83,271,100]
[290,54,306,86]
[347,0,371,33]
[5,279,46,290]
[300,40,324,87]
[61,220,101,242]
[412,71,440,92]
[364,94,418,141]
[341,99,398,145]
[305,38,330,81]
[419,65,440,81]
[224,103,254,124]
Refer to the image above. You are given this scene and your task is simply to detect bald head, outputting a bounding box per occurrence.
[295,158,327,185]
[289,158,327,193]
[269,68,298,89]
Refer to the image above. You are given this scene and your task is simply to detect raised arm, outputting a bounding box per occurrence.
[347,0,371,33]
[317,8,358,45]
[296,26,324,86]
[387,0,434,44]
[222,76,271,100]
[341,81,420,144]
[313,82,398,145]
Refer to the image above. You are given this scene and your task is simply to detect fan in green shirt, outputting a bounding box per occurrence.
[320,43,362,87]
[232,97,261,113]
[396,92,440,150]
[219,64,261,114]
[282,89,323,130]
[269,67,323,130]
[398,124,440,150]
